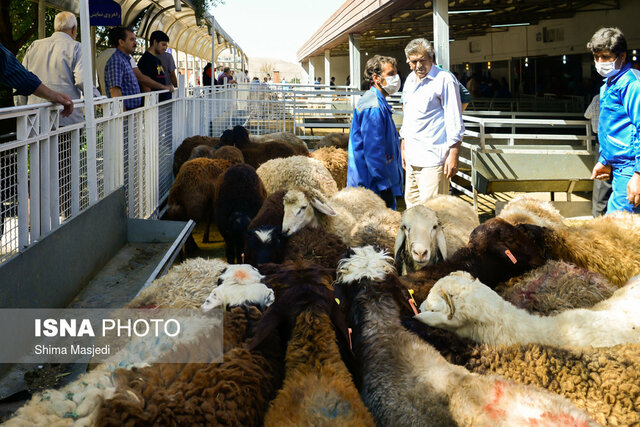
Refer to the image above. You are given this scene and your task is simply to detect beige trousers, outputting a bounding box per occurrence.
[404,163,449,208]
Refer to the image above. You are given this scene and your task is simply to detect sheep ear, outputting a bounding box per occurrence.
[435,228,447,260]
[310,198,337,216]
[249,305,282,350]
[265,289,275,307]
[393,227,407,273]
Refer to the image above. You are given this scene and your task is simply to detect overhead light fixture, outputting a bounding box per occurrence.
[487,61,491,70]
[374,35,411,40]
[449,9,493,14]
[449,39,456,42]
[562,54,567,64]
[174,0,182,12]
[491,22,530,28]
[465,63,469,71]
[525,57,529,67]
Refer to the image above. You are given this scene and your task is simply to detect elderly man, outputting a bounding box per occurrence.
[399,38,464,207]
[21,11,96,125]
[588,27,640,213]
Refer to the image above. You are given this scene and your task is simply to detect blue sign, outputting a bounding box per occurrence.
[89,0,121,26]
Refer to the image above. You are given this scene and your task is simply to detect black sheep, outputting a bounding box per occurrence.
[215,164,267,263]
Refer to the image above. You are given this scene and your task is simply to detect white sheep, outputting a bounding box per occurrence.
[498,196,566,229]
[350,208,401,254]
[127,257,228,309]
[394,195,479,273]
[202,264,274,312]
[256,155,338,197]
[415,271,640,348]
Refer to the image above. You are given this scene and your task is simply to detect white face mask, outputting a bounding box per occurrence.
[595,59,620,78]
[382,74,401,95]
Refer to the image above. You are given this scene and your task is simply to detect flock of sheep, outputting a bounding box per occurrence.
[5,127,640,426]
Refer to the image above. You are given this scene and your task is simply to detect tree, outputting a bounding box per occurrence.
[260,63,274,76]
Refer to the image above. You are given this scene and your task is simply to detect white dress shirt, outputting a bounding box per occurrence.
[22,31,99,126]
[400,66,465,167]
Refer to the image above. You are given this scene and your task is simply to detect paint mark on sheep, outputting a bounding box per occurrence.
[483,380,507,420]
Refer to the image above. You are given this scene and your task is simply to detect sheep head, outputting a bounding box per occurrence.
[201,265,274,312]
[394,206,447,273]
[245,226,287,267]
[415,271,481,329]
[282,189,336,236]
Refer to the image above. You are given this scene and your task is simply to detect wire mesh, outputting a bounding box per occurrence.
[79,129,89,212]
[96,122,105,200]
[158,103,173,206]
[58,130,72,222]
[0,148,19,263]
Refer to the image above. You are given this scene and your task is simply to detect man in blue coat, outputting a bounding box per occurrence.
[347,55,403,209]
[588,27,640,213]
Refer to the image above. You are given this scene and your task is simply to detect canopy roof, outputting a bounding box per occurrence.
[297,0,620,61]
[38,0,245,62]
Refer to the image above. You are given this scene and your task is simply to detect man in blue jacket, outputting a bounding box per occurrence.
[588,27,640,213]
[347,55,403,209]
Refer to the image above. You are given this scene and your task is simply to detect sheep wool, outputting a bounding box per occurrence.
[311,146,348,189]
[127,258,228,309]
[417,271,640,348]
[498,196,566,229]
[500,260,617,315]
[257,155,338,197]
[350,208,401,254]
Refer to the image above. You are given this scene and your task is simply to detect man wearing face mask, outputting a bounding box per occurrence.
[400,38,464,208]
[588,27,640,213]
[347,55,403,209]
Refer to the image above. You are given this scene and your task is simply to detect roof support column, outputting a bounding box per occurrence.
[308,58,315,85]
[324,50,331,88]
[301,60,309,85]
[433,0,450,70]
[38,0,46,38]
[349,34,361,90]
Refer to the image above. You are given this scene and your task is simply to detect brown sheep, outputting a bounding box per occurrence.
[232,125,309,169]
[252,131,309,155]
[248,262,374,426]
[248,190,286,230]
[173,135,219,176]
[187,144,216,161]
[166,158,232,243]
[311,146,348,189]
[212,145,244,164]
[317,133,349,150]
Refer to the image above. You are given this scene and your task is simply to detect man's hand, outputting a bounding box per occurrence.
[401,139,406,169]
[33,84,74,117]
[165,85,174,93]
[627,173,640,207]
[590,162,612,180]
[443,145,460,179]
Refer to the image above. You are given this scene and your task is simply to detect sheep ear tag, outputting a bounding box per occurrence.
[348,328,353,350]
[408,289,417,306]
[408,298,419,315]
[505,249,517,264]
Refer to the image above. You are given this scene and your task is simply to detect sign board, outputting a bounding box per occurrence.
[89,0,121,26]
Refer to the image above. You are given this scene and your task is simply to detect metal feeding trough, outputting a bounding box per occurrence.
[0,187,194,399]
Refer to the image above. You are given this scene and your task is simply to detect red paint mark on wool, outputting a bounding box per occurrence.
[234,269,249,280]
[483,380,507,420]
[527,412,590,427]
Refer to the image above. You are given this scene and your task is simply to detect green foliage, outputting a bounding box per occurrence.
[190,0,224,22]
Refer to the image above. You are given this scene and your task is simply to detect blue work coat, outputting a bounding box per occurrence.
[347,87,403,196]
[598,62,640,174]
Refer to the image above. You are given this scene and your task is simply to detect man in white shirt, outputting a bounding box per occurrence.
[21,11,99,126]
[399,38,465,207]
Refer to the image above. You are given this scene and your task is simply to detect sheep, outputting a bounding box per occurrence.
[172,135,219,176]
[202,264,275,312]
[492,215,640,287]
[215,163,267,263]
[328,186,386,219]
[166,158,232,243]
[499,260,617,315]
[127,257,228,309]
[333,246,597,426]
[229,125,308,169]
[187,144,216,161]
[402,319,640,426]
[281,188,356,244]
[394,196,479,274]
[96,325,285,426]
[398,217,551,304]
[257,155,338,197]
[248,190,286,230]
[245,261,373,426]
[245,224,347,270]
[251,131,309,155]
[316,132,349,150]
[349,208,401,254]
[415,271,640,348]
[310,146,348,189]
[212,145,244,164]
[498,195,566,229]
